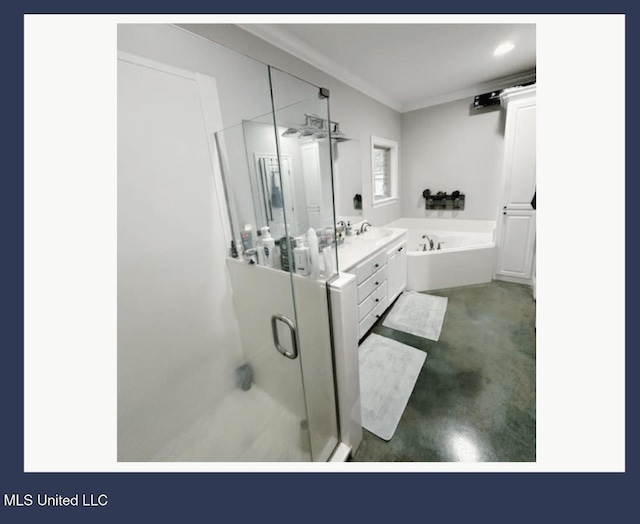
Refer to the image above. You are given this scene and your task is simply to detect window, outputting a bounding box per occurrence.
[371,136,398,207]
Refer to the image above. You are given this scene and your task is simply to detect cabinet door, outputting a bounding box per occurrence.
[496,210,536,280]
[501,89,536,210]
[386,239,407,303]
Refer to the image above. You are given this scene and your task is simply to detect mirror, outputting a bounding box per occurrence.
[229,117,362,239]
[241,119,308,239]
[239,119,340,240]
[332,137,362,222]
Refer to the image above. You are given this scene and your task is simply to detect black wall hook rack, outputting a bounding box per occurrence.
[422,189,465,210]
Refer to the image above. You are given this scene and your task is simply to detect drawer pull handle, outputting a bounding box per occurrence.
[375,281,379,285]
[376,314,380,319]
[398,246,404,252]
[374,263,379,268]
[375,298,379,302]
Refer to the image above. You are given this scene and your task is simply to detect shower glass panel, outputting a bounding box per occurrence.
[215,116,317,462]
[118,27,339,463]
[215,66,341,462]
[270,67,340,460]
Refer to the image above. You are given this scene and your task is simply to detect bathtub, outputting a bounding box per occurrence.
[385,218,497,291]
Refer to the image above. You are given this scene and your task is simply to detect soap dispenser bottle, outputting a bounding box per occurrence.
[346,221,353,236]
[261,226,276,268]
[294,236,311,276]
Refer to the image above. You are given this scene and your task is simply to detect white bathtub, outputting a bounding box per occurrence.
[385,218,497,291]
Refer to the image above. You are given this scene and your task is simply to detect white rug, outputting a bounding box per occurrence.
[382,291,448,341]
[359,333,427,441]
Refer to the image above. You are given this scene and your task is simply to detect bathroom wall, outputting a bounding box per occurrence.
[400,97,506,220]
[176,23,404,227]
[117,54,246,460]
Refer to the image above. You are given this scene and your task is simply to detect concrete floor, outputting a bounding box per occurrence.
[351,280,536,462]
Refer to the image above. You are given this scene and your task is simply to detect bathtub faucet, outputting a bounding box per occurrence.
[422,234,434,251]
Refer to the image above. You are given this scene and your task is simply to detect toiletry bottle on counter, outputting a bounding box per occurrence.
[272,240,281,270]
[323,245,335,276]
[294,236,311,276]
[261,226,276,268]
[240,224,253,252]
[256,229,266,265]
[346,221,353,236]
[279,235,295,272]
[307,227,320,279]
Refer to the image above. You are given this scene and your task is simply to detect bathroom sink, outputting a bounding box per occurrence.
[358,227,393,241]
[336,226,405,272]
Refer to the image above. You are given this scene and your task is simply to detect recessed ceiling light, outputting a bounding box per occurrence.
[494,42,515,56]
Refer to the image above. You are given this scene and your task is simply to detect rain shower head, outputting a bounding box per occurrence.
[281,114,350,141]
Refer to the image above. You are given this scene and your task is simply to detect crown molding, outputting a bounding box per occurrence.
[237,24,535,115]
[236,23,404,112]
[401,69,536,113]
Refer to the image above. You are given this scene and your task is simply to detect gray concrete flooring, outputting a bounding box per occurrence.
[351,280,536,462]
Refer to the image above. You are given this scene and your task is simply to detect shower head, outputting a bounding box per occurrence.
[281,115,350,141]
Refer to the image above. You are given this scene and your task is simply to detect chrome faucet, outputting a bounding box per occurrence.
[422,234,434,250]
[360,221,372,234]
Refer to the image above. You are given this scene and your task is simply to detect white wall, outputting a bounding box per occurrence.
[400,97,506,220]
[117,55,245,460]
[176,24,404,227]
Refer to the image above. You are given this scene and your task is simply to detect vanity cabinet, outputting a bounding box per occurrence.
[386,239,407,304]
[326,229,407,452]
[349,234,407,340]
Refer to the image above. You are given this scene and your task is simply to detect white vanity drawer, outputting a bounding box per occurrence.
[358,281,388,322]
[358,295,388,340]
[357,265,387,303]
[354,250,387,285]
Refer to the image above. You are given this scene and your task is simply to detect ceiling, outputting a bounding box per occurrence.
[239,23,536,113]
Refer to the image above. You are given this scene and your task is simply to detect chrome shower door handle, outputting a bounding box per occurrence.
[271,314,299,360]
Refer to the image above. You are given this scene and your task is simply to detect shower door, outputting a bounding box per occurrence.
[118,40,339,462]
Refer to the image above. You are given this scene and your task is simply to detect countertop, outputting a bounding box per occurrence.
[337,227,408,273]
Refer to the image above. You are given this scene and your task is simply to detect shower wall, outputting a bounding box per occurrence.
[117,54,245,460]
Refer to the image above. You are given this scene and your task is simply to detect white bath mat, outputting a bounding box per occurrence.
[382,291,448,341]
[359,333,427,441]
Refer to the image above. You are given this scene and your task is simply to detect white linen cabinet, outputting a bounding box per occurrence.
[495,84,536,286]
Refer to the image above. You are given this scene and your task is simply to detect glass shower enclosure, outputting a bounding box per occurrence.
[118,28,341,462]
[214,69,342,462]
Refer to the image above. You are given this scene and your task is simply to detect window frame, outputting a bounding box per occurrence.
[370,135,399,208]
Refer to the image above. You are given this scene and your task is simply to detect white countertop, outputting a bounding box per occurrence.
[337,227,407,273]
